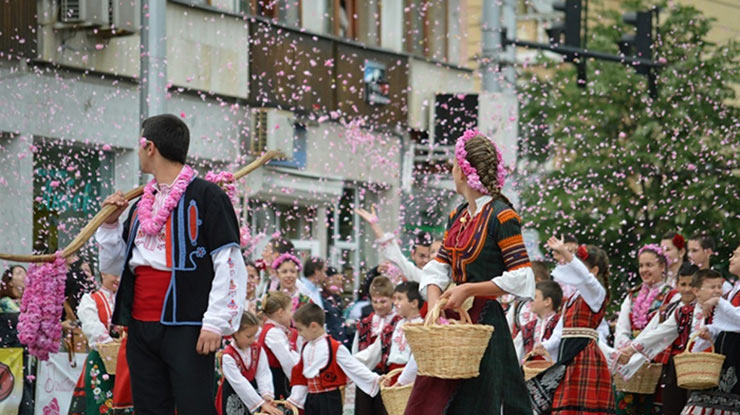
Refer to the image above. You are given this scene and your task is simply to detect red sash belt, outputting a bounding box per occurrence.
[132,266,171,321]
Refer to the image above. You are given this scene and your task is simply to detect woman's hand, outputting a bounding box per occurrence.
[617,346,636,365]
[547,235,573,264]
[439,284,470,310]
[356,207,385,240]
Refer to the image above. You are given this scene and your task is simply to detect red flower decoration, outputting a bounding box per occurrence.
[576,245,589,261]
[672,234,685,251]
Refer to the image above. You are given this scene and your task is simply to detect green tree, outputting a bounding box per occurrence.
[518,1,740,305]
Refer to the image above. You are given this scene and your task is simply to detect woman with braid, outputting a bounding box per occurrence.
[406,130,535,415]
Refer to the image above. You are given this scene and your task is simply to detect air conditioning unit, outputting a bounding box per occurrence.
[99,0,140,36]
[251,109,295,160]
[60,0,109,25]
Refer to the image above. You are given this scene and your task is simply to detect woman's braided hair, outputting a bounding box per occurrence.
[464,135,514,208]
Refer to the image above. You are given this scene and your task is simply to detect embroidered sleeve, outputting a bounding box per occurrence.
[76,293,112,348]
[495,209,531,272]
[202,247,247,336]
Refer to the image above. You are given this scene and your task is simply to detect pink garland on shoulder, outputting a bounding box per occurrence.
[631,283,662,330]
[17,253,67,360]
[454,129,507,194]
[138,165,195,236]
[272,252,302,271]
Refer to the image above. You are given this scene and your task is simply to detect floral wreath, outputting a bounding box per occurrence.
[671,233,685,251]
[272,252,302,271]
[454,129,507,194]
[638,244,669,268]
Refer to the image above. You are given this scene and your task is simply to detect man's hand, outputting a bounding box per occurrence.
[102,191,129,224]
[196,329,221,355]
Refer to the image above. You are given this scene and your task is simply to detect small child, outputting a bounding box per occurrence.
[216,311,282,415]
[257,291,302,400]
[288,304,381,415]
[352,276,401,415]
[514,280,563,363]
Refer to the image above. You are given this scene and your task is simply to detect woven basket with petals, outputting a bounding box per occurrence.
[674,333,726,390]
[614,362,663,394]
[523,350,554,381]
[381,368,413,415]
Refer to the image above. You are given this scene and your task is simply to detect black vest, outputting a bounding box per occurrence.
[112,177,240,326]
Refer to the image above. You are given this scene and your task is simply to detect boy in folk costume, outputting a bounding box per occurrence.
[616,269,722,415]
[514,280,563,363]
[69,272,132,415]
[97,114,247,415]
[352,276,401,415]
[527,239,614,415]
[288,304,381,415]
[508,261,551,338]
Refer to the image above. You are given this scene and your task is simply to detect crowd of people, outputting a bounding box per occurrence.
[1,114,739,415]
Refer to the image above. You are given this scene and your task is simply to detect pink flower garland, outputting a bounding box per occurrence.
[17,253,67,360]
[138,165,195,236]
[631,283,661,330]
[454,129,507,194]
[272,252,302,271]
[638,243,669,266]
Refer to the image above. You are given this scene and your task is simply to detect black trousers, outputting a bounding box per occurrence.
[127,319,216,415]
[305,389,343,415]
[355,387,386,415]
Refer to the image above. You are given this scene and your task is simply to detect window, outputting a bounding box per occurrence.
[245,0,301,26]
[404,0,429,56]
[330,0,358,39]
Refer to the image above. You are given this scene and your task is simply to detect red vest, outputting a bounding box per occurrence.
[670,301,714,357]
[378,315,403,373]
[290,336,348,393]
[730,288,740,307]
[521,314,560,356]
[257,322,299,368]
[91,291,113,329]
[563,294,606,329]
[215,343,262,413]
[356,312,401,352]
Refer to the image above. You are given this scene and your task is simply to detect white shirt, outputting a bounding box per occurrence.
[95,170,247,336]
[77,288,115,349]
[376,233,424,283]
[299,277,323,309]
[221,340,274,413]
[613,282,673,349]
[263,319,301,380]
[514,312,561,363]
[351,311,398,354]
[708,282,740,334]
[387,316,422,366]
[552,257,606,314]
[419,196,536,300]
[397,354,418,386]
[288,334,380,409]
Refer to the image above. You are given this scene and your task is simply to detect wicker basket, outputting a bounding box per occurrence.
[674,333,726,390]
[403,298,494,379]
[254,400,297,415]
[614,362,663,394]
[380,368,413,415]
[97,341,121,375]
[523,350,554,381]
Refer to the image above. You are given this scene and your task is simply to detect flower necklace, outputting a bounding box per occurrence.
[138,165,195,236]
[632,282,663,330]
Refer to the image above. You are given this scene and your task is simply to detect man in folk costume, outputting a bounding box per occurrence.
[69,271,132,415]
[97,114,247,415]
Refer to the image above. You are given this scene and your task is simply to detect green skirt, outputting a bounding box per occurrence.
[68,350,133,415]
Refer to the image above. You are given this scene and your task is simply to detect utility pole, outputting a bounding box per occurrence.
[501,0,517,91]
[139,0,167,121]
[481,0,503,93]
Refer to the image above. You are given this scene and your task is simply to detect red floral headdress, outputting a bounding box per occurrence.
[576,245,589,261]
[672,233,685,251]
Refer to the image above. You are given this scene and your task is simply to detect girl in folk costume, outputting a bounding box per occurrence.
[257,238,295,299]
[661,233,688,289]
[69,272,133,415]
[528,240,614,415]
[407,130,536,415]
[216,311,282,415]
[257,291,302,400]
[271,253,312,313]
[679,245,740,415]
[514,280,563,363]
[614,244,680,414]
[616,269,722,415]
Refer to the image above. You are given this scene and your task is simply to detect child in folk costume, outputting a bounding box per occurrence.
[69,272,133,415]
[528,239,614,415]
[679,246,740,415]
[257,291,302,400]
[352,276,402,415]
[98,115,247,415]
[617,269,722,415]
[514,280,563,363]
[215,311,282,415]
[614,244,679,414]
[287,304,381,415]
[257,238,295,299]
[271,253,312,312]
[408,131,536,415]
[508,261,552,338]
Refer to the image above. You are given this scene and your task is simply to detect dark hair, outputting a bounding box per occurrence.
[563,235,579,244]
[303,257,325,279]
[581,245,610,292]
[326,266,339,276]
[369,276,394,298]
[0,265,25,299]
[394,281,424,310]
[293,303,325,327]
[531,260,551,282]
[691,269,723,288]
[414,231,433,248]
[262,291,291,315]
[245,260,256,269]
[464,135,514,208]
[536,280,563,311]
[638,246,668,268]
[689,233,716,251]
[271,238,295,255]
[678,262,700,279]
[141,114,190,164]
[238,311,261,331]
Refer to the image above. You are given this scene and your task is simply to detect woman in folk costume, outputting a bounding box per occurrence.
[69,272,133,415]
[614,244,679,414]
[527,239,614,415]
[406,130,536,415]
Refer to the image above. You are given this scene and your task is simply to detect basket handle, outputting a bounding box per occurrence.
[256,400,298,415]
[381,367,406,388]
[684,332,714,354]
[425,298,473,326]
[523,348,552,363]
